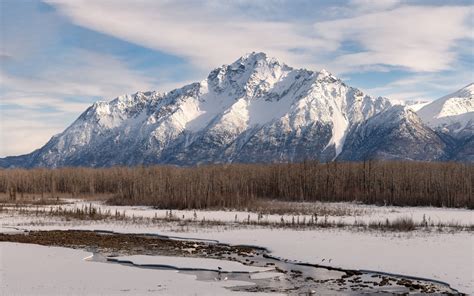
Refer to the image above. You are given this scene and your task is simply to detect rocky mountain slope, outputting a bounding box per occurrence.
[1,53,472,167]
[338,106,450,161]
[418,83,473,139]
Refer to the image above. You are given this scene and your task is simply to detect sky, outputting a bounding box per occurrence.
[0,0,473,157]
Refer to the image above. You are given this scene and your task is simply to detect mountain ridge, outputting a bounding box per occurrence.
[1,52,472,167]
[338,105,451,161]
[418,83,473,138]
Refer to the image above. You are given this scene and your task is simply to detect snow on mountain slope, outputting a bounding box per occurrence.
[417,83,474,137]
[388,98,430,112]
[403,100,431,112]
[338,106,450,161]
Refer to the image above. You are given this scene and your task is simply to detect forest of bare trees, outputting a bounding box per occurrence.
[0,161,472,209]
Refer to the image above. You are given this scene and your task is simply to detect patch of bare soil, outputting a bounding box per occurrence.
[0,230,257,258]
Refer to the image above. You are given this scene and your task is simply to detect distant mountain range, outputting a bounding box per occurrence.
[1,52,472,168]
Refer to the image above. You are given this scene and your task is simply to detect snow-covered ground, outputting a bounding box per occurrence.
[154,202,470,226]
[11,199,472,226]
[1,201,473,294]
[171,228,473,294]
[0,243,274,296]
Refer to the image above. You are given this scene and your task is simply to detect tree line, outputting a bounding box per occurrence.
[0,161,472,209]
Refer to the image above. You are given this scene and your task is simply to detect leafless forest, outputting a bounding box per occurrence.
[0,161,472,209]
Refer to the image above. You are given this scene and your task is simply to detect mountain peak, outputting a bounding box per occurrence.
[316,68,338,81]
[206,52,295,98]
[319,68,331,76]
[230,52,289,70]
[238,51,269,62]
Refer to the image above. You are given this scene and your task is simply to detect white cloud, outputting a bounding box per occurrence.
[0,111,66,157]
[44,0,332,70]
[44,1,473,74]
[24,51,152,97]
[313,5,472,72]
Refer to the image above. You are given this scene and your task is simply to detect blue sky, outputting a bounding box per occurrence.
[0,0,473,156]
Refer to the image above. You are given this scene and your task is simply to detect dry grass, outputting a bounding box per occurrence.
[368,217,416,231]
[2,204,472,232]
[237,199,366,216]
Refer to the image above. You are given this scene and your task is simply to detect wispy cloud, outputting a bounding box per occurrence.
[44,0,333,69]
[0,110,67,157]
[2,50,156,99]
[0,49,159,156]
[313,5,473,72]
[45,0,473,74]
[363,71,474,102]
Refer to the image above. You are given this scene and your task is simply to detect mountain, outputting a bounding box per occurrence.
[338,84,473,162]
[388,98,430,112]
[403,100,431,112]
[417,83,473,139]
[338,106,450,161]
[0,53,472,167]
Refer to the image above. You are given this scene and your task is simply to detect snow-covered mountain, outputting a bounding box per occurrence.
[0,53,472,167]
[338,106,450,161]
[417,83,473,138]
[402,100,431,112]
